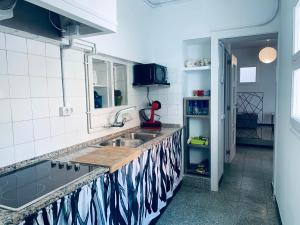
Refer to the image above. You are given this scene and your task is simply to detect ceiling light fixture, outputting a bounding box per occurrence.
[259,40,277,64]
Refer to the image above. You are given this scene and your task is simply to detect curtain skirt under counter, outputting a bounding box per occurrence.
[20,130,182,225]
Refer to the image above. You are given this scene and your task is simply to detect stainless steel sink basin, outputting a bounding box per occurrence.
[120,132,160,142]
[93,131,162,148]
[100,138,144,148]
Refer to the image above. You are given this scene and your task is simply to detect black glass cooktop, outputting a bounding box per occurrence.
[0,160,98,211]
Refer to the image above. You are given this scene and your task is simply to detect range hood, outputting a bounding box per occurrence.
[0,0,116,40]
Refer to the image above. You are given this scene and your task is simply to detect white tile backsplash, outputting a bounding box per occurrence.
[30,77,48,97]
[50,135,66,151]
[28,54,46,77]
[0,77,10,99]
[68,97,86,114]
[47,78,63,97]
[13,120,34,145]
[63,49,84,62]
[27,39,45,56]
[46,43,60,58]
[0,33,146,167]
[31,98,49,119]
[5,34,27,53]
[35,138,51,156]
[0,33,5,49]
[46,58,61,77]
[14,142,35,162]
[50,117,65,136]
[0,123,13,148]
[9,76,30,98]
[64,61,85,79]
[64,79,85,97]
[33,118,50,140]
[0,147,14,167]
[0,50,7,75]
[11,98,32,121]
[0,99,11,123]
[7,51,28,75]
[48,98,62,117]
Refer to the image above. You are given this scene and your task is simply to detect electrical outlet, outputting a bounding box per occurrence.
[59,106,74,117]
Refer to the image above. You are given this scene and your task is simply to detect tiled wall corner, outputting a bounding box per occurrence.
[0,32,148,167]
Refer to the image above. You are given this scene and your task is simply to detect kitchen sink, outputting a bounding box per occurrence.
[93,131,162,148]
[99,138,144,148]
[120,132,160,142]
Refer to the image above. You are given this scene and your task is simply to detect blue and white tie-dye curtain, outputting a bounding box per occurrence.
[20,130,182,225]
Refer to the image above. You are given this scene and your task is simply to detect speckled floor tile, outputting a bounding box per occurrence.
[156,146,280,225]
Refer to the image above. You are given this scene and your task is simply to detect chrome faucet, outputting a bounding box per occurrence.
[107,106,137,128]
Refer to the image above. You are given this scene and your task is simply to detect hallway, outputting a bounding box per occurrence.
[156,146,280,225]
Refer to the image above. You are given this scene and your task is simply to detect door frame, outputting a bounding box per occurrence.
[210,28,278,191]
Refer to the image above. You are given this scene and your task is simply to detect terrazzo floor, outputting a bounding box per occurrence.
[156,146,280,225]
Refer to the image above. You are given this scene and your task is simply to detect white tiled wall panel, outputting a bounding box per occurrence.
[35,138,51,156]
[28,55,47,77]
[0,123,13,148]
[0,33,5,49]
[0,32,147,168]
[0,77,10,99]
[46,58,61,77]
[14,142,35,162]
[45,43,60,58]
[48,98,63,117]
[0,99,11,123]
[13,120,34,145]
[27,39,45,56]
[9,76,31,98]
[5,34,27,53]
[50,117,65,136]
[33,118,51,140]
[0,50,7,74]
[11,98,32,121]
[30,77,48,97]
[31,98,49,119]
[0,147,14,167]
[47,78,63,97]
[7,51,28,75]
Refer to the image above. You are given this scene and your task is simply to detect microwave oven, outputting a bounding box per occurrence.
[133,63,169,86]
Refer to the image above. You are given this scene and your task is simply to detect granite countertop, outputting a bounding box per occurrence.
[0,125,182,225]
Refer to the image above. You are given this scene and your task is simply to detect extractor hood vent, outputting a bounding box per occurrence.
[0,0,16,20]
[0,0,103,40]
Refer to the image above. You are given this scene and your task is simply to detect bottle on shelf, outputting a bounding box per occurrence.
[193,101,199,115]
[188,101,193,115]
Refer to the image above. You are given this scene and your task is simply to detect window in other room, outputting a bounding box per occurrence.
[239,67,257,83]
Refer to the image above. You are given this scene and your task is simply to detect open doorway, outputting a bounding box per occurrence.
[219,33,278,196]
[222,33,278,159]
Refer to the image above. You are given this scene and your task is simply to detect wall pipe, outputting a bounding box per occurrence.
[60,38,96,107]
[215,0,280,32]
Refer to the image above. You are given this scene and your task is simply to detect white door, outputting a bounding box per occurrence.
[228,55,238,162]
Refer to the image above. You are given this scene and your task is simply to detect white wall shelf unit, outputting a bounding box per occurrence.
[182,37,212,189]
[183,97,211,181]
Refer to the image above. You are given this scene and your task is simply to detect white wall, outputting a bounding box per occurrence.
[147,0,279,191]
[148,0,279,124]
[0,0,153,167]
[233,47,277,123]
[274,0,300,224]
[0,33,147,168]
[86,0,154,63]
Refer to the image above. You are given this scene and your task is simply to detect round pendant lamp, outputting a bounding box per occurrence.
[259,41,277,64]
